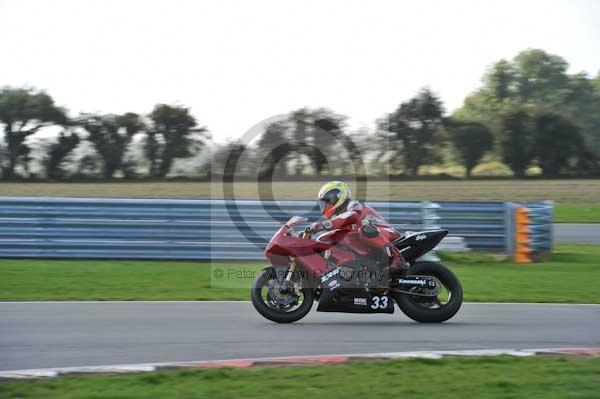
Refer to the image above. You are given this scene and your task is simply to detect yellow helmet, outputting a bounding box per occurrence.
[317,181,351,218]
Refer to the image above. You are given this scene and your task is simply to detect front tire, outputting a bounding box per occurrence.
[251,267,314,323]
[394,261,463,323]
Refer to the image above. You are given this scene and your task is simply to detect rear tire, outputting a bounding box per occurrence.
[394,261,463,323]
[251,267,314,323]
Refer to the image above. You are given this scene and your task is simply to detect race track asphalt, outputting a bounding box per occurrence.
[1,302,599,371]
[554,223,600,243]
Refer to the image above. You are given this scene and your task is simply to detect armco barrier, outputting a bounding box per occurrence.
[0,197,551,260]
[525,201,554,257]
[436,201,508,251]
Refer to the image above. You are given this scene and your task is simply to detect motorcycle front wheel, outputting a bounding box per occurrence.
[251,267,314,323]
[394,261,463,323]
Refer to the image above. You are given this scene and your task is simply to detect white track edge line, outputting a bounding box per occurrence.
[0,347,597,379]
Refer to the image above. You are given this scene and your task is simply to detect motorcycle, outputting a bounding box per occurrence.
[251,216,463,323]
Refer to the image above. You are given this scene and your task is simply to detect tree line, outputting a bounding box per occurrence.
[0,92,208,180]
[1,48,599,180]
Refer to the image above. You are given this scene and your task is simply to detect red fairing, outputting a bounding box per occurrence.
[317,230,370,257]
[264,225,330,277]
[328,245,354,265]
[264,202,403,277]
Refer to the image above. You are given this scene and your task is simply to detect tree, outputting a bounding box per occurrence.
[145,104,208,178]
[594,71,600,93]
[484,59,515,101]
[0,87,67,178]
[447,121,493,177]
[256,121,290,178]
[456,49,600,156]
[499,110,536,177]
[255,108,348,177]
[79,113,144,178]
[290,108,346,175]
[43,131,80,179]
[211,140,248,179]
[513,49,569,105]
[534,113,583,177]
[379,88,445,176]
[562,73,600,154]
[455,50,570,132]
[459,49,600,175]
[76,154,102,178]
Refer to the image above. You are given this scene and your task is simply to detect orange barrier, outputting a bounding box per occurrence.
[514,206,532,263]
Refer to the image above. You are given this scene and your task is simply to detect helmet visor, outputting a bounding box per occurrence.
[318,190,340,216]
[318,199,331,213]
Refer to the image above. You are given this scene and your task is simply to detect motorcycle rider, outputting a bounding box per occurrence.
[307,181,406,273]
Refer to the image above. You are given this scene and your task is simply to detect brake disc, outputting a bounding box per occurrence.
[268,280,301,306]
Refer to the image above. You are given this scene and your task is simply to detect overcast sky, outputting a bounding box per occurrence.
[1,0,599,142]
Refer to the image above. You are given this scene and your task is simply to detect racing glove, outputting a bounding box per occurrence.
[307,222,323,234]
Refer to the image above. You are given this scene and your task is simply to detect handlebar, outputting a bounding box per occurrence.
[285,225,312,239]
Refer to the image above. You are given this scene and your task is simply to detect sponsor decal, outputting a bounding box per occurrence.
[353,297,367,306]
[399,278,428,286]
[321,268,340,283]
[415,234,427,241]
[328,279,339,288]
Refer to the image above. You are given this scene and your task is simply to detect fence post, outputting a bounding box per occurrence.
[418,201,441,262]
[420,201,441,230]
[504,202,517,255]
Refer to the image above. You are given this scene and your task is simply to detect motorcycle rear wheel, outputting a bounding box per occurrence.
[394,261,463,323]
[251,267,314,323]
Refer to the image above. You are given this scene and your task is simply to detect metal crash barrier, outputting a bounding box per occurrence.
[0,197,552,261]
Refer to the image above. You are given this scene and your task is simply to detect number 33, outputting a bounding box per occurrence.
[371,295,388,309]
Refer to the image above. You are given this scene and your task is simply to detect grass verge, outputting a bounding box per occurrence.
[0,244,598,303]
[554,204,600,223]
[1,179,600,204]
[1,356,599,399]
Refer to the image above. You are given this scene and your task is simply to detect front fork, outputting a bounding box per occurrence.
[278,257,297,295]
[285,257,297,281]
[282,230,308,288]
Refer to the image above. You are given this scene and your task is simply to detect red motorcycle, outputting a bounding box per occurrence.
[251,216,463,323]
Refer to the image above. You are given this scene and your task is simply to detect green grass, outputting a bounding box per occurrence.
[0,259,255,301]
[554,204,600,223]
[1,244,599,303]
[442,244,600,303]
[1,356,599,399]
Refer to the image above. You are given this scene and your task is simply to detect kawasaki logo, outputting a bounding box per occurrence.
[398,278,428,286]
